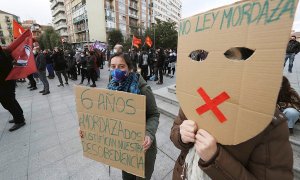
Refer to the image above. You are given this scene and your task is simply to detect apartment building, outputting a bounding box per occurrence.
[60,0,181,46]
[50,0,68,40]
[150,0,182,25]
[64,0,106,46]
[22,20,52,40]
[0,10,21,46]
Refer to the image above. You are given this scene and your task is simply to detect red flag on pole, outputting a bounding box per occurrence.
[5,29,37,80]
[13,19,25,39]
[132,36,142,48]
[145,36,153,47]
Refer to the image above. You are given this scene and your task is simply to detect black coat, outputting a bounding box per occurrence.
[52,52,67,71]
[0,48,15,92]
[286,40,300,54]
[36,53,47,71]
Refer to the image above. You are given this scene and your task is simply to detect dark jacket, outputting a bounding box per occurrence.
[130,52,138,66]
[52,51,67,71]
[36,52,47,72]
[138,75,160,142]
[286,40,300,54]
[0,48,15,92]
[157,52,165,67]
[171,108,293,180]
[45,53,53,64]
[86,55,97,70]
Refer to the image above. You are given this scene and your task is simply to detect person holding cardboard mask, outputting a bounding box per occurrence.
[277,76,300,134]
[171,0,298,179]
[170,107,293,180]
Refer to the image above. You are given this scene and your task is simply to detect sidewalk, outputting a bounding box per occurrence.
[0,65,178,180]
[284,53,300,93]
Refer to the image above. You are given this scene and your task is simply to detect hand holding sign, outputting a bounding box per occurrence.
[180,120,198,144]
[195,129,218,162]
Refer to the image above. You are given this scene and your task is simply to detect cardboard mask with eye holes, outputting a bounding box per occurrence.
[176,0,299,145]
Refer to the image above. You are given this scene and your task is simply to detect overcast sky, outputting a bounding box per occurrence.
[0,0,299,31]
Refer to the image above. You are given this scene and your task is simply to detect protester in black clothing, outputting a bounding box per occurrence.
[0,46,26,131]
[156,48,165,85]
[44,49,55,79]
[284,35,300,73]
[27,73,37,90]
[148,49,155,77]
[35,47,50,95]
[52,47,68,87]
[139,49,149,81]
[86,51,97,87]
[79,52,89,85]
[129,48,139,72]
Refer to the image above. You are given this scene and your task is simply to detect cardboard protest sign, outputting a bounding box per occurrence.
[177,0,299,145]
[75,86,146,177]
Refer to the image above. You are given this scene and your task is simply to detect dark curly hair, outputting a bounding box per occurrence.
[108,52,133,70]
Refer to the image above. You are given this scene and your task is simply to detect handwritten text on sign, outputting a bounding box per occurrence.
[179,0,296,35]
[75,86,146,178]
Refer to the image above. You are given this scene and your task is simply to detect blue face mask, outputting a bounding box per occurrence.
[111,69,128,82]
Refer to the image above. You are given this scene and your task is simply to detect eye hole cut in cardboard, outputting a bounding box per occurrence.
[189,49,209,61]
[224,47,255,61]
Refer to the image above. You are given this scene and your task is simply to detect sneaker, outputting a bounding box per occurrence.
[39,90,45,93]
[57,84,64,87]
[90,84,96,87]
[27,86,33,89]
[30,87,38,91]
[156,82,163,85]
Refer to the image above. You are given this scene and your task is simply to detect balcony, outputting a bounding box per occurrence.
[129,14,138,20]
[53,14,66,24]
[105,15,115,22]
[73,14,87,24]
[129,4,138,10]
[54,23,68,31]
[52,5,65,16]
[51,0,64,10]
[74,28,87,34]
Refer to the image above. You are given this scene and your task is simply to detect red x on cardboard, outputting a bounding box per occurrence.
[196,88,230,123]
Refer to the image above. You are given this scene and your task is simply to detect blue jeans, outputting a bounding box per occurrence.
[284,53,296,71]
[283,108,300,128]
[46,64,55,77]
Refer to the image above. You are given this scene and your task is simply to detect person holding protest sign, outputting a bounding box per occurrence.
[170,107,293,180]
[277,76,300,135]
[80,52,159,180]
[109,52,159,180]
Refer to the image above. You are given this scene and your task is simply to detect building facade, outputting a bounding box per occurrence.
[22,20,52,40]
[150,0,182,25]
[59,0,181,46]
[50,0,68,40]
[0,10,21,46]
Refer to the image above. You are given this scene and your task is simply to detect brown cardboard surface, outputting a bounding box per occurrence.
[75,86,146,177]
[177,0,299,145]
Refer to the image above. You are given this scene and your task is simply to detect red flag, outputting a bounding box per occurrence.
[132,36,142,48]
[5,29,37,80]
[13,19,25,39]
[145,36,153,47]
